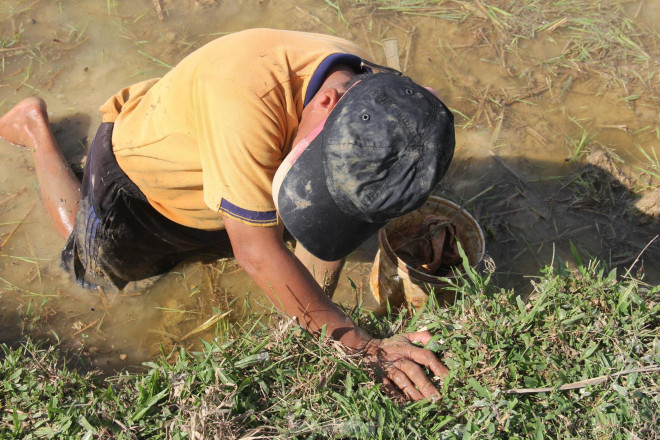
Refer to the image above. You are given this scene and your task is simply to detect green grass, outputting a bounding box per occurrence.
[1,256,658,439]
[634,144,660,189]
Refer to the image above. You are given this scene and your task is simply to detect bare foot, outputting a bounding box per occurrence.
[0,97,51,151]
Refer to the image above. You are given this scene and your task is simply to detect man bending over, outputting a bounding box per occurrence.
[0,29,455,401]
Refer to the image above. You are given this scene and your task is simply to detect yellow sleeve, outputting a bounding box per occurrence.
[193,74,285,226]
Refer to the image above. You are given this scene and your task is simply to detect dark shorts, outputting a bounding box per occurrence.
[61,122,229,290]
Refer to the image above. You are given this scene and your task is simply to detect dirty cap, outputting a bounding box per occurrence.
[273,72,455,261]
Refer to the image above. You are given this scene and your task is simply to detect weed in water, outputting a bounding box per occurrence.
[633,143,660,190]
[566,129,598,162]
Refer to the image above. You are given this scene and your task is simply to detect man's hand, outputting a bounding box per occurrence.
[363,330,449,401]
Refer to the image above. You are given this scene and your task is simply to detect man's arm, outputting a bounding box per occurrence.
[223,215,448,401]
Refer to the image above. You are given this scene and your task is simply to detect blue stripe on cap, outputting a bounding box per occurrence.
[219,198,278,225]
[304,53,365,107]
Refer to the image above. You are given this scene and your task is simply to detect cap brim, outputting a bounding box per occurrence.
[275,130,385,261]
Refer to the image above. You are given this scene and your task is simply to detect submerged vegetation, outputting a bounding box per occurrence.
[366,0,657,75]
[1,257,658,439]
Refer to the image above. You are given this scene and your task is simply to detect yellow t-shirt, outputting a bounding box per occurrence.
[99,28,369,230]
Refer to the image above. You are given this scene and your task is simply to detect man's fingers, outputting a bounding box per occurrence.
[401,331,450,378]
[381,377,405,400]
[368,334,449,401]
[388,366,425,401]
[396,359,440,399]
[409,346,449,378]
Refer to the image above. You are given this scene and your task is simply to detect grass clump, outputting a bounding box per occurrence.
[408,255,659,439]
[1,257,658,439]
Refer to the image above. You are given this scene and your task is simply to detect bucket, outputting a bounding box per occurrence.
[369,196,485,311]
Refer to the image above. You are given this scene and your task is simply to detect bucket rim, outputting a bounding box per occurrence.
[378,196,485,283]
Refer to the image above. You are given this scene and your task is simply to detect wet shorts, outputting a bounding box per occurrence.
[61,122,229,290]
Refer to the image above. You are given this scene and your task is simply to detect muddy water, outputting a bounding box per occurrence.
[1,0,658,373]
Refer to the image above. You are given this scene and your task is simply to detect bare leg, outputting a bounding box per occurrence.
[0,97,82,237]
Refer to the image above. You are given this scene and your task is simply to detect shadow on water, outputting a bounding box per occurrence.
[441,154,660,291]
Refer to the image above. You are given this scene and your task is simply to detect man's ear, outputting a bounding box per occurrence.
[311,88,341,115]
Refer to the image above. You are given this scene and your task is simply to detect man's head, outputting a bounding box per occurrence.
[273,72,455,261]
